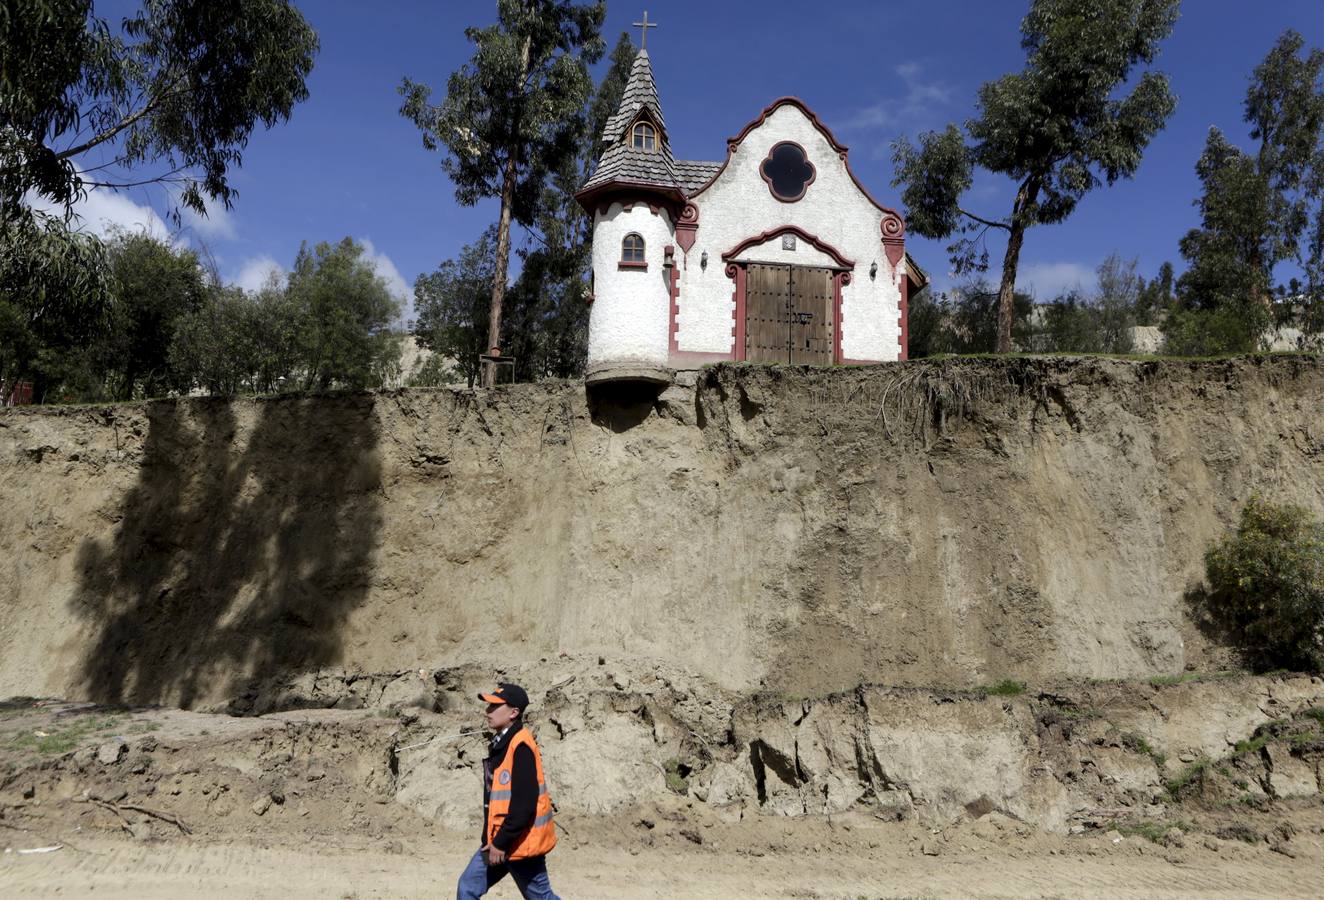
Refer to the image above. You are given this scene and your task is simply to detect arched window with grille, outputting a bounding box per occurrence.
[620,232,646,266]
[632,121,656,151]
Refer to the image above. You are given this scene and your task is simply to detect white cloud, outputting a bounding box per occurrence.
[358,237,413,324]
[28,187,174,242]
[180,195,237,241]
[231,254,286,293]
[842,62,955,135]
[1017,261,1095,300]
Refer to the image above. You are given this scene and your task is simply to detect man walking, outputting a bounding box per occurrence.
[456,683,560,900]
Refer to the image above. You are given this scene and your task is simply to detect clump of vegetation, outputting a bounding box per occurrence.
[1232,726,1278,757]
[979,679,1027,697]
[1198,497,1324,673]
[2,713,124,756]
[1121,732,1167,768]
[1148,670,1241,687]
[1118,819,1190,844]
[1164,757,1212,799]
[1216,823,1264,844]
[663,758,690,795]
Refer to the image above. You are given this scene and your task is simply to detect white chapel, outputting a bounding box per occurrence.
[575,44,927,385]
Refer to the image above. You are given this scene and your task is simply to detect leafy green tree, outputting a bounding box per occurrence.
[1200,496,1324,673]
[503,30,636,382]
[0,211,110,400]
[100,230,208,399]
[169,285,260,395]
[892,0,1179,353]
[399,0,605,387]
[1135,261,1174,326]
[413,229,496,389]
[2,0,317,400]
[2,0,318,219]
[1033,291,1097,353]
[288,238,402,391]
[170,280,302,396]
[1173,31,1324,351]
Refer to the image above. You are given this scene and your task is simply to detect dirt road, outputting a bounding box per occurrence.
[5,821,1324,899]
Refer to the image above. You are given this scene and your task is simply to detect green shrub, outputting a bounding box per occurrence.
[662,758,689,795]
[979,679,1027,697]
[1200,497,1324,673]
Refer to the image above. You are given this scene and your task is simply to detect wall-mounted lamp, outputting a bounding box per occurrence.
[869,261,878,280]
[700,250,708,271]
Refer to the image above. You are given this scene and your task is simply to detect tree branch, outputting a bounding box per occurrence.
[56,81,192,161]
[56,99,159,161]
[958,207,1011,231]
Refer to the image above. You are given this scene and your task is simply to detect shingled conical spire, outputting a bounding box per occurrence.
[576,48,721,204]
[600,49,667,144]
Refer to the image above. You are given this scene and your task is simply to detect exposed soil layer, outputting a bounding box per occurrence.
[2,672,1323,898]
[4,357,1324,707]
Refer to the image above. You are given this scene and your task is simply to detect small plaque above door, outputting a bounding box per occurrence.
[781,234,796,251]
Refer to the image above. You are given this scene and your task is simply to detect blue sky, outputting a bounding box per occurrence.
[60,1,1324,319]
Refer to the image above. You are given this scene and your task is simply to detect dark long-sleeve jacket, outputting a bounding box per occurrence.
[481,724,539,852]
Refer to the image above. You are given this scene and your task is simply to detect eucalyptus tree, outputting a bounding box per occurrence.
[2,0,318,220]
[1,0,317,398]
[892,0,1180,352]
[413,229,497,389]
[1175,30,1324,342]
[288,238,402,391]
[399,0,605,387]
[504,31,636,381]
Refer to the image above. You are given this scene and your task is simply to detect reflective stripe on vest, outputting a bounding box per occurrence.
[484,729,557,860]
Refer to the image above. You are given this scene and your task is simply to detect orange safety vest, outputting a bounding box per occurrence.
[485,729,557,859]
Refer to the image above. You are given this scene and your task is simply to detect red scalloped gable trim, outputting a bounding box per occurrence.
[686,96,906,227]
[721,225,856,270]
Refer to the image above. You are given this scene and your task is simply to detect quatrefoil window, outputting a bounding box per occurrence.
[760,142,816,202]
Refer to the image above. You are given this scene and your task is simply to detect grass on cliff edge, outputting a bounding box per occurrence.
[978,679,1028,697]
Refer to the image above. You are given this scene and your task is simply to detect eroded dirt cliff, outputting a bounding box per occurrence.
[2,357,1323,707]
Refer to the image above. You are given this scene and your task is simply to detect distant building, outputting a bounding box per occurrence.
[576,48,926,385]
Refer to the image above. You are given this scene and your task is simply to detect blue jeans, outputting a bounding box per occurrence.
[456,849,559,900]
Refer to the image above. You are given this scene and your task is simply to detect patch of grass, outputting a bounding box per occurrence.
[1288,728,1320,748]
[1149,670,1242,688]
[1302,707,1324,728]
[1232,719,1287,757]
[126,719,161,734]
[1,713,124,755]
[1164,758,1212,799]
[1117,819,1190,844]
[663,758,690,795]
[1121,732,1168,768]
[979,679,1027,697]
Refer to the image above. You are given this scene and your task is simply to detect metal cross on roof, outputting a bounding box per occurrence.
[632,10,657,49]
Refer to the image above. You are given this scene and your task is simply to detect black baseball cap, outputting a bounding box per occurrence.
[478,683,529,711]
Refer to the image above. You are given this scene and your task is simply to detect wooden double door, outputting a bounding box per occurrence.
[744,264,835,365]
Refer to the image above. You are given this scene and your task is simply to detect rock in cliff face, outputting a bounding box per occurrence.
[2,357,1323,707]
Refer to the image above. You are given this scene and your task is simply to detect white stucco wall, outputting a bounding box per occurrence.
[676,103,904,362]
[587,203,675,371]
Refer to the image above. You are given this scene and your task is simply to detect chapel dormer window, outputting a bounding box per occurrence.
[632,122,656,151]
[621,233,646,267]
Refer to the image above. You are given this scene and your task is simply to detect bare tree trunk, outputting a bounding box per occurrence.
[995,180,1038,353]
[484,154,518,388]
[995,224,1025,353]
[482,33,532,389]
